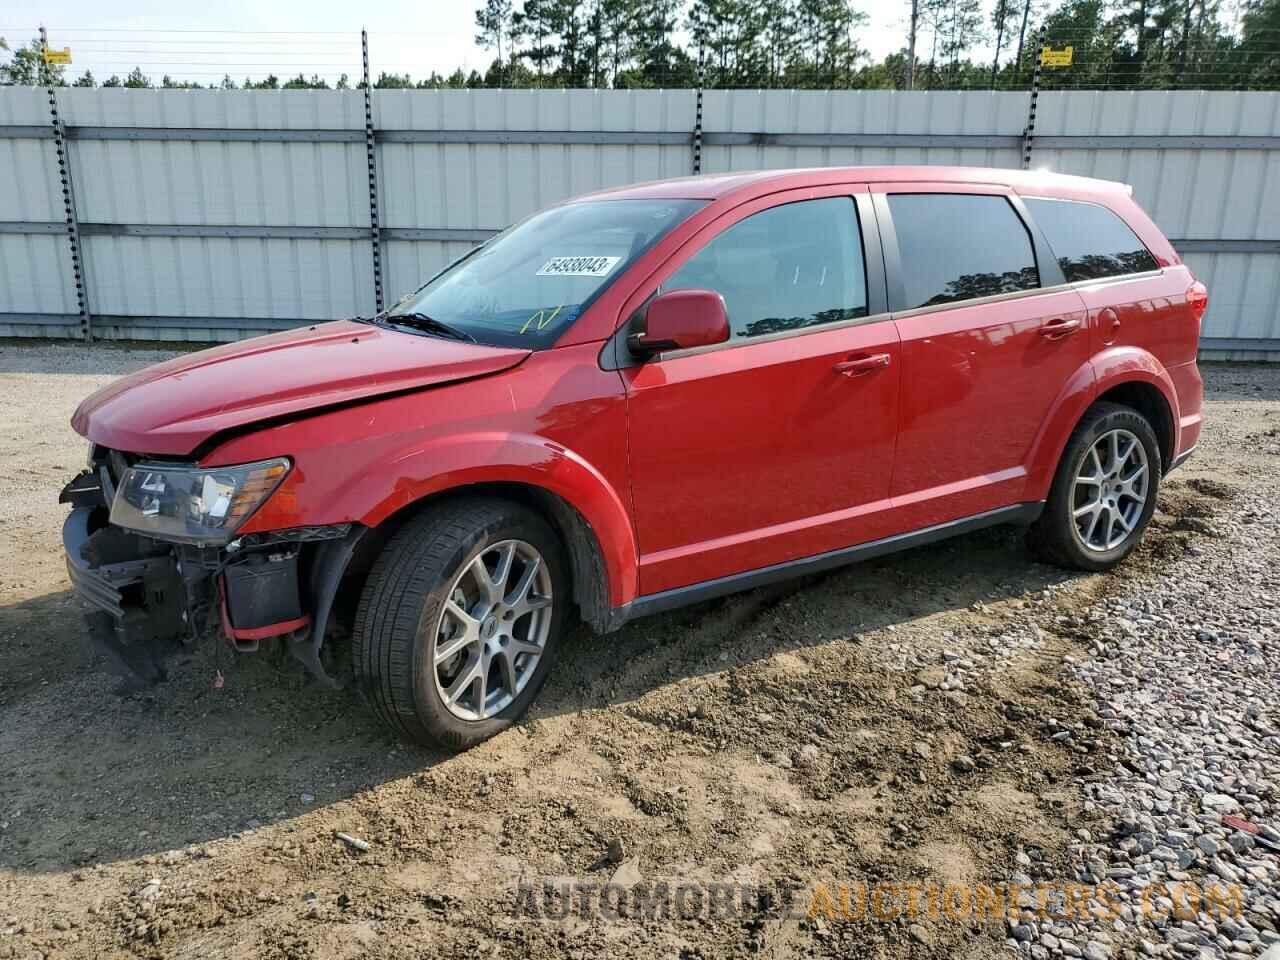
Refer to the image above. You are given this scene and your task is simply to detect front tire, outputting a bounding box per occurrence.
[352,499,568,751]
[1027,402,1162,571]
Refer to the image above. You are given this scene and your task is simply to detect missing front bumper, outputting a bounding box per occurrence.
[62,492,362,690]
[63,506,187,688]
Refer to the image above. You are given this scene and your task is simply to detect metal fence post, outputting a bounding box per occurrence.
[692,44,704,175]
[361,29,384,313]
[40,25,92,340]
[1021,28,1046,171]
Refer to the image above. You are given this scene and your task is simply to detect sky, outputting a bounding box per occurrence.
[0,0,964,87]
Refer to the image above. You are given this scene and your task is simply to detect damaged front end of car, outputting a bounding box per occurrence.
[60,446,362,691]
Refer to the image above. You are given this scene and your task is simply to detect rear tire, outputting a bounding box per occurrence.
[1027,402,1162,572]
[352,498,568,751]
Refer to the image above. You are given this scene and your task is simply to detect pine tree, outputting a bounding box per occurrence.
[941,0,987,84]
[124,67,152,89]
[599,0,637,85]
[690,0,769,86]
[907,0,921,87]
[513,0,558,84]
[475,0,517,76]
[1013,0,1040,79]
[546,0,590,84]
[919,0,952,86]
[629,0,689,85]
[1237,0,1280,85]
[990,0,1021,84]
[762,0,800,85]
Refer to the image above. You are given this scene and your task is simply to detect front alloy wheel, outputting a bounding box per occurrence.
[353,499,567,750]
[433,539,553,721]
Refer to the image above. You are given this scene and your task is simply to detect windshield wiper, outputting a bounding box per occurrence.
[378,312,476,343]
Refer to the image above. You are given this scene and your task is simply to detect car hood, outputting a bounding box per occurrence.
[72,320,531,456]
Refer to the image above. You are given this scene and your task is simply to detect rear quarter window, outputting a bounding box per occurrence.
[1024,197,1159,283]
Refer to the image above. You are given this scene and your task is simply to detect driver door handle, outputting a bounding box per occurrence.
[834,353,892,377]
[1039,317,1082,340]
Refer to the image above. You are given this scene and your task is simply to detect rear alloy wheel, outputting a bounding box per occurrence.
[1028,402,1162,571]
[353,499,568,750]
[1070,428,1151,553]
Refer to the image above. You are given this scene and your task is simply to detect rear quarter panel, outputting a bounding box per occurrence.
[1020,186,1203,469]
[1076,265,1200,370]
[1071,261,1202,463]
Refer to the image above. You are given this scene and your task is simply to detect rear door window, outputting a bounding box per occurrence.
[887,194,1039,310]
[1024,197,1159,282]
[663,197,868,340]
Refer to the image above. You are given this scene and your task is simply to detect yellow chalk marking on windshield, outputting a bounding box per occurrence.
[519,304,564,335]
[538,305,563,330]
[519,310,543,335]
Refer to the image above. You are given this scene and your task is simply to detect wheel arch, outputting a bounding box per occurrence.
[346,480,616,634]
[1094,380,1175,472]
[1089,346,1179,473]
[1026,347,1180,500]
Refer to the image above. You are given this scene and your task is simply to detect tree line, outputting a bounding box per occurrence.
[0,41,354,90]
[4,0,1280,91]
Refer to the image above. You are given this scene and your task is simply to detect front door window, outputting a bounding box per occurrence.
[663,197,869,340]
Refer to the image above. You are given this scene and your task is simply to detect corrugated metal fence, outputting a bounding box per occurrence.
[1,87,1277,358]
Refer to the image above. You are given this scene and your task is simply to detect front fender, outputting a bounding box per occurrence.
[254,431,639,608]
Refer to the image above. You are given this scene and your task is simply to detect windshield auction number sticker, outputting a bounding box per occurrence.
[536,255,621,278]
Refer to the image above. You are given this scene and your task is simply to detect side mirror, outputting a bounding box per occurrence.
[628,289,730,358]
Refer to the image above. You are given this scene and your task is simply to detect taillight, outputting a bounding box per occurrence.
[1187,281,1208,324]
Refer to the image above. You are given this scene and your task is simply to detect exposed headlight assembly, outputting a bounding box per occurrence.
[110,458,290,545]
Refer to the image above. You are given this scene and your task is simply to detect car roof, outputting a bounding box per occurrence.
[577,166,1129,205]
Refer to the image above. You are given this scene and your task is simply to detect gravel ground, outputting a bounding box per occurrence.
[1050,370,1280,960]
[0,340,1276,960]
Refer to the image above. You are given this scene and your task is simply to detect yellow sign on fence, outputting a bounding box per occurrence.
[42,46,72,65]
[1040,46,1073,67]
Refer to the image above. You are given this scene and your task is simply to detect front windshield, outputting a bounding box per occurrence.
[385,198,705,348]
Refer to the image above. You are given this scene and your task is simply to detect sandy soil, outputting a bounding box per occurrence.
[0,340,1275,959]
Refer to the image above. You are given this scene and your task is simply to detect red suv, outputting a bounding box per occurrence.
[62,166,1205,750]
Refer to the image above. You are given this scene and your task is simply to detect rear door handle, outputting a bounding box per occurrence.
[1039,317,1082,340]
[834,353,891,376]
